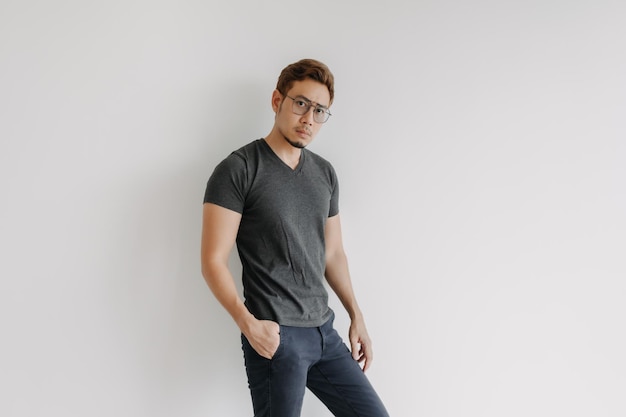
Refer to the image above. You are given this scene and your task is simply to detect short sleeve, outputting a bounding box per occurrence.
[203,153,248,213]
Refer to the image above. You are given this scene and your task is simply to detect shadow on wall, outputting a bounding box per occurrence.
[97,80,272,414]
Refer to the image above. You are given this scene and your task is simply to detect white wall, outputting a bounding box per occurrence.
[1,1,625,416]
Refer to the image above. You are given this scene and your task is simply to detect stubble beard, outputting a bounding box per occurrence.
[284,136,306,149]
[278,126,307,149]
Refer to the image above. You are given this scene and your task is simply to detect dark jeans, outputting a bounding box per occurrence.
[241,313,389,417]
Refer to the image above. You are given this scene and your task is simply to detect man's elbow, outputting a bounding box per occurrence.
[326,249,347,266]
[201,255,223,284]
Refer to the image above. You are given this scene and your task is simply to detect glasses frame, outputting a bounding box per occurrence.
[284,94,332,124]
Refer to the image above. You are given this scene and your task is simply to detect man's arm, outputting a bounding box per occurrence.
[200,202,280,359]
[324,214,374,372]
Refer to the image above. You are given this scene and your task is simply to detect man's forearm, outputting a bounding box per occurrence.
[202,260,254,331]
[325,252,363,320]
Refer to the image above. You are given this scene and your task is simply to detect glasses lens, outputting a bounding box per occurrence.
[313,108,330,123]
[291,98,308,115]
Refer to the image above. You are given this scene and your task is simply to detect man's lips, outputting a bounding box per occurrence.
[296,128,311,137]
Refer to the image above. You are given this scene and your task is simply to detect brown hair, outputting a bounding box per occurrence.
[276,59,335,104]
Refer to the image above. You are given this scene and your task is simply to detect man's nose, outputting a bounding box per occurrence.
[300,107,315,124]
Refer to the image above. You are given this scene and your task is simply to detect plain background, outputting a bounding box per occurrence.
[1,0,625,416]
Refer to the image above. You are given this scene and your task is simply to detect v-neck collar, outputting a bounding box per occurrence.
[260,138,305,174]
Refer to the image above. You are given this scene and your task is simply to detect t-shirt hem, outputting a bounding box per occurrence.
[276,308,334,328]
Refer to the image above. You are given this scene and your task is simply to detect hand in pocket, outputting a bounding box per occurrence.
[245,319,281,359]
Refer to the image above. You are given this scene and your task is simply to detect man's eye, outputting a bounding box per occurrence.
[314,107,326,114]
[295,100,308,107]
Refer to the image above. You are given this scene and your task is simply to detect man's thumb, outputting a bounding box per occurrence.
[350,339,360,360]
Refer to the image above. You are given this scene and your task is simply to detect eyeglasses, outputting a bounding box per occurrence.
[285,95,332,123]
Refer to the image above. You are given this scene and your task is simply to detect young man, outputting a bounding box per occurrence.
[201,59,389,417]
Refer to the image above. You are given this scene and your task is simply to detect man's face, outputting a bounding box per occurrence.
[272,79,331,149]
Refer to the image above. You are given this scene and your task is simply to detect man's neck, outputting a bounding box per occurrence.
[264,132,302,170]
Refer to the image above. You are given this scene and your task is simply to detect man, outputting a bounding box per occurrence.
[201,59,389,417]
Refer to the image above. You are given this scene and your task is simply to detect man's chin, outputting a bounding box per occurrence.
[285,137,307,149]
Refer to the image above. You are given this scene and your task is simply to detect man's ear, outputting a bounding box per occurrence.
[271,89,283,113]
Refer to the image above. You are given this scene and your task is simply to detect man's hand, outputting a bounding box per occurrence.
[349,317,373,372]
[242,318,281,360]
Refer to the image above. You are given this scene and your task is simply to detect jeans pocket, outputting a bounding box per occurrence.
[271,325,286,360]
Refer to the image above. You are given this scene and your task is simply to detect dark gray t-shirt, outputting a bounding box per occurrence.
[204,139,339,327]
